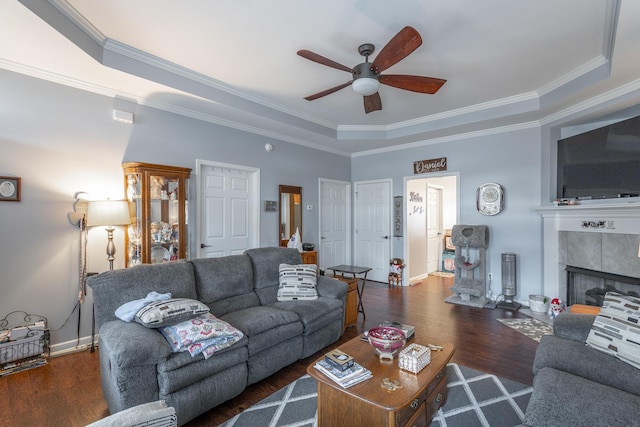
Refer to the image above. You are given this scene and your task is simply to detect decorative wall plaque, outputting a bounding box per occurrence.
[413,157,447,174]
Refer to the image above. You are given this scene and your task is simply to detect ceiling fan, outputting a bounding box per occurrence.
[297,26,446,114]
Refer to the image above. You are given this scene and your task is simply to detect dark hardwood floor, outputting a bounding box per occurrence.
[0,275,538,426]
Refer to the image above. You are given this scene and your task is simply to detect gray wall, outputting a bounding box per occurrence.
[352,127,544,301]
[0,69,349,353]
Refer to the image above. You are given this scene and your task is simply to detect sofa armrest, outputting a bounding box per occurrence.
[552,313,596,342]
[316,275,348,300]
[99,320,172,368]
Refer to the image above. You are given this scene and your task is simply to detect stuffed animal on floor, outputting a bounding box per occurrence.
[549,297,566,318]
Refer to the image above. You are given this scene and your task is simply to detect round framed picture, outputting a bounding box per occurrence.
[0,177,20,202]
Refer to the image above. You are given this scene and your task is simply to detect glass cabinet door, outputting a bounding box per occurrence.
[123,163,191,267]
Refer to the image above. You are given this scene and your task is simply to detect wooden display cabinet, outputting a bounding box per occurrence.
[123,162,192,267]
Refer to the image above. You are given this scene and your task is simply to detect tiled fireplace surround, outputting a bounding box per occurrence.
[537,203,640,304]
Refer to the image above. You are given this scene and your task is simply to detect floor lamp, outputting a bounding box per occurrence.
[86,199,131,352]
[86,199,132,271]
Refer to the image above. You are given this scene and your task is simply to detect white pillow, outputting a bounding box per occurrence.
[134,298,210,328]
[586,292,640,369]
[277,263,318,301]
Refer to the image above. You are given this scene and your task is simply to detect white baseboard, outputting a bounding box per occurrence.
[50,335,98,357]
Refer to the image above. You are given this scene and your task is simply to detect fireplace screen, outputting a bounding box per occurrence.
[567,266,640,306]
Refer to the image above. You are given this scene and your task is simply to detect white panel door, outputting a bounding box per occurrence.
[319,179,350,270]
[426,185,443,273]
[198,162,259,258]
[354,180,391,283]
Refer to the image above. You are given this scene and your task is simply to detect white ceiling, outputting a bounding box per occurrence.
[2,0,640,156]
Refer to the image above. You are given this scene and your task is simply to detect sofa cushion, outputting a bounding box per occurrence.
[89,261,197,329]
[534,334,640,397]
[221,306,303,356]
[245,247,302,305]
[523,367,640,427]
[277,263,318,301]
[134,298,210,328]
[191,256,260,317]
[158,313,244,358]
[586,292,640,369]
[271,297,343,334]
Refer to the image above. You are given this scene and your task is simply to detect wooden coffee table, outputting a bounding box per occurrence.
[307,336,454,427]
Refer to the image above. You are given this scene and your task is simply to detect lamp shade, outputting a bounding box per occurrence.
[86,200,131,227]
[352,77,380,96]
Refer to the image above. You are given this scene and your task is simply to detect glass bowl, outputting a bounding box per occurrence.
[367,326,406,361]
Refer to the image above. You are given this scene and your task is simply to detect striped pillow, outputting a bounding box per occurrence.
[586,292,640,369]
[277,263,318,301]
[134,298,210,328]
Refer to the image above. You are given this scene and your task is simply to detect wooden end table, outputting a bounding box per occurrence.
[308,336,454,427]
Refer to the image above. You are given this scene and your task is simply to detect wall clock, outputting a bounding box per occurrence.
[476,182,503,216]
[0,177,20,202]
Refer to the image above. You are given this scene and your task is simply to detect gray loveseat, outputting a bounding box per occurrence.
[522,313,640,427]
[88,247,347,425]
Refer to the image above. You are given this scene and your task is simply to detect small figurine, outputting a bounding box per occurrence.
[549,297,566,318]
[388,258,405,287]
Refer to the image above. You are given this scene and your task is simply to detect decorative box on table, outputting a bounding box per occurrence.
[398,343,431,374]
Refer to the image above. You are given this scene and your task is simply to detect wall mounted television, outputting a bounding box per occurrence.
[557,114,640,200]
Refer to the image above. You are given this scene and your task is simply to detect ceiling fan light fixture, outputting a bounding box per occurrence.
[352,77,380,96]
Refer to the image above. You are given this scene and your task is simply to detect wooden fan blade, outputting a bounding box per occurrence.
[363,92,382,114]
[380,74,446,94]
[297,50,353,73]
[304,81,353,101]
[371,26,422,73]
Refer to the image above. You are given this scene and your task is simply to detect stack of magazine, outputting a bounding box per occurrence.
[314,358,372,388]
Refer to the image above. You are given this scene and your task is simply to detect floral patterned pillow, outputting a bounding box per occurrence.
[158,313,244,359]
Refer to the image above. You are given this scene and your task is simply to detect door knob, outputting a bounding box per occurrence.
[200,243,211,248]
[382,235,389,239]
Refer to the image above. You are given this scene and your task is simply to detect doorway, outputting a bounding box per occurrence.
[196,160,260,258]
[404,174,458,284]
[319,179,351,270]
[353,179,392,283]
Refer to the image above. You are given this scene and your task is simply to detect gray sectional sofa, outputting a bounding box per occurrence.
[88,247,348,425]
[522,313,640,427]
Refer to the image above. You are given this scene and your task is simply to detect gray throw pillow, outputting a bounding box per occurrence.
[134,298,210,328]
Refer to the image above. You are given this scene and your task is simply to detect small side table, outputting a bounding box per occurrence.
[328,265,371,318]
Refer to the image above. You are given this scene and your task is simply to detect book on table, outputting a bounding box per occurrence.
[314,359,372,388]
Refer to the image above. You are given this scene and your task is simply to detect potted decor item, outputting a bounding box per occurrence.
[529,295,550,314]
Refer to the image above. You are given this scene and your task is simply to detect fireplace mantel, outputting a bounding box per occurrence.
[536,203,640,301]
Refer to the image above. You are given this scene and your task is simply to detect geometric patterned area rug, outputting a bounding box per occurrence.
[497,318,554,342]
[218,363,532,427]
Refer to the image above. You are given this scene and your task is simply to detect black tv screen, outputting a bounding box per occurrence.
[557,114,640,200]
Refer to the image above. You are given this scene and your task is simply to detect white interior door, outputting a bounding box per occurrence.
[197,161,260,258]
[319,179,350,270]
[426,185,443,273]
[354,180,391,283]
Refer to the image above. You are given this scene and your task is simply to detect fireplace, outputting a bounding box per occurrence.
[537,203,640,302]
[566,266,640,306]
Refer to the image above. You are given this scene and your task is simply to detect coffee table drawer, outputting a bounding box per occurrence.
[395,389,427,427]
[426,376,448,420]
[403,400,427,427]
[425,365,446,397]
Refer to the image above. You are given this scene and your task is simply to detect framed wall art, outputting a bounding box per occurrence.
[393,196,403,237]
[0,177,21,202]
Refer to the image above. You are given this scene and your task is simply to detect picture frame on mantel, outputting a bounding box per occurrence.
[0,176,21,202]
